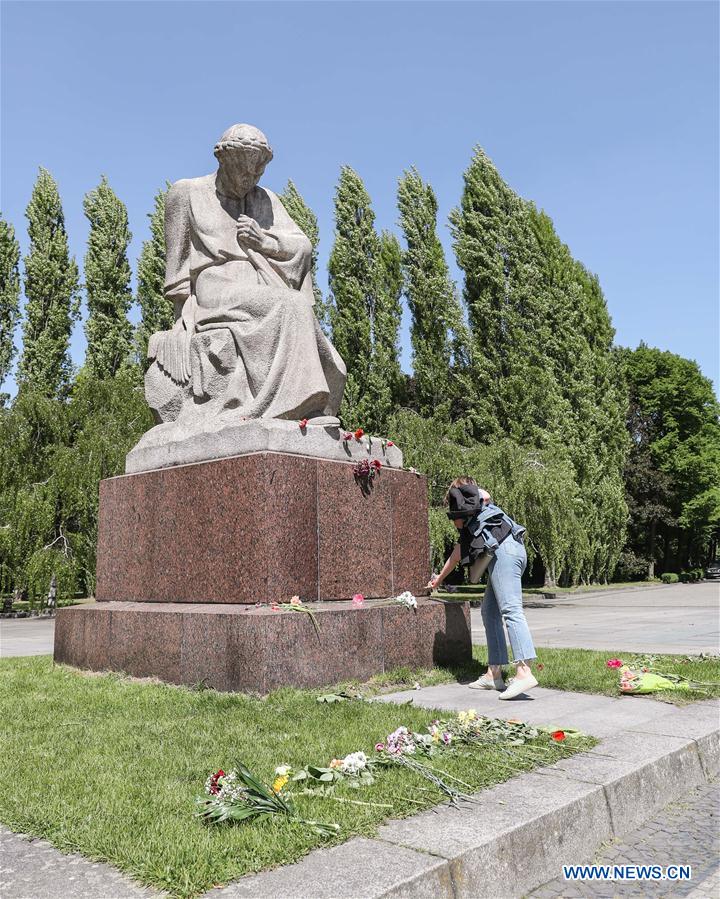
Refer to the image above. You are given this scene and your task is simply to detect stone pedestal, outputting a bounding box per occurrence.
[54,451,472,691]
[53,598,472,693]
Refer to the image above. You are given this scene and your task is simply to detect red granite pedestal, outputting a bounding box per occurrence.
[54,451,472,691]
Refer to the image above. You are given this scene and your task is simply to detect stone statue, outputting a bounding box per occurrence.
[145,124,346,425]
[126,125,402,474]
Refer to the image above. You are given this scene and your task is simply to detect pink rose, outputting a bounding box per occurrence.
[352,593,365,607]
[606,658,623,668]
[374,743,385,752]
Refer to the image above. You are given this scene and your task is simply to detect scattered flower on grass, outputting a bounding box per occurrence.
[536,663,545,671]
[606,658,623,668]
[550,730,566,742]
[197,762,338,836]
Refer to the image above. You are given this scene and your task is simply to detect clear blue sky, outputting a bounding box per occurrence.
[1,1,718,395]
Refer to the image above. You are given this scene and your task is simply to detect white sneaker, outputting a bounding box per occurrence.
[497,674,538,699]
[468,673,506,691]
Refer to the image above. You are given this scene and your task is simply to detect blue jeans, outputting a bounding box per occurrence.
[481,537,536,665]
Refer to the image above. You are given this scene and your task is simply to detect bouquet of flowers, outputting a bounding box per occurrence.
[394,591,418,610]
[196,762,339,835]
[608,657,719,695]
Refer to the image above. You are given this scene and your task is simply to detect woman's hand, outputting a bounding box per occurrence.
[426,575,439,590]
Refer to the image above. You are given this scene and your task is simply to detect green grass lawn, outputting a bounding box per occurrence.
[0,656,593,898]
[363,645,720,704]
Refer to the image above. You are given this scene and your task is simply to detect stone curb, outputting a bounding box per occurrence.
[205,703,719,898]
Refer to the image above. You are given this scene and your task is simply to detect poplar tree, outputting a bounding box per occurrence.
[83,177,133,378]
[0,217,21,403]
[18,169,80,398]
[279,180,330,333]
[136,186,172,362]
[398,168,467,419]
[366,230,403,431]
[450,146,628,584]
[328,166,379,428]
[449,147,566,450]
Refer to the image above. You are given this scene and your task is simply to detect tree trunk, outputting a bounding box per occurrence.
[544,563,556,589]
[647,519,657,579]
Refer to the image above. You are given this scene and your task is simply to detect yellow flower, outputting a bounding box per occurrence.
[272,775,289,793]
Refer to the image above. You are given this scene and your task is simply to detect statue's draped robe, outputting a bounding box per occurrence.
[148,175,345,421]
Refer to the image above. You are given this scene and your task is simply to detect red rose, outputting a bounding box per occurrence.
[387,441,394,447]
[343,432,353,441]
[209,769,225,794]
[354,428,364,440]
[299,418,309,429]
[371,459,382,470]
[550,730,566,742]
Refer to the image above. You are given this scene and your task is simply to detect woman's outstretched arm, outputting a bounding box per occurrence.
[427,544,462,589]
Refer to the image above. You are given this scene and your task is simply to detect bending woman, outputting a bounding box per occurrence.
[428,477,539,699]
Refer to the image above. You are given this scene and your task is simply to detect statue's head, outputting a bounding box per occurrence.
[214,124,273,196]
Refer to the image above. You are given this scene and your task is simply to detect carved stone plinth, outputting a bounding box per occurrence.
[54,452,473,691]
[53,598,472,693]
[95,451,428,605]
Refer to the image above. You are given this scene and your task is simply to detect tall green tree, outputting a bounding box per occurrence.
[83,176,133,378]
[398,168,469,421]
[136,186,171,363]
[621,344,720,572]
[279,180,330,334]
[17,169,80,398]
[0,217,21,404]
[450,146,628,585]
[366,230,404,432]
[328,166,380,429]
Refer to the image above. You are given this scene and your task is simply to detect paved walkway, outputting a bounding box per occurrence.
[529,778,720,898]
[378,682,719,740]
[0,616,56,657]
[476,582,720,655]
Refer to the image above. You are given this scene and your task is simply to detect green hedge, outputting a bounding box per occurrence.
[661,572,679,584]
[679,569,704,583]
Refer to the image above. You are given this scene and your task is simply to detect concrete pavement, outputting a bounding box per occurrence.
[476,581,720,654]
[0,616,56,657]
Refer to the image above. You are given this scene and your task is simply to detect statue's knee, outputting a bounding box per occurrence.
[145,361,186,424]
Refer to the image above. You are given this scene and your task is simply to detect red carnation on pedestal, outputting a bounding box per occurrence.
[371,459,382,470]
[299,418,309,429]
[354,428,364,440]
